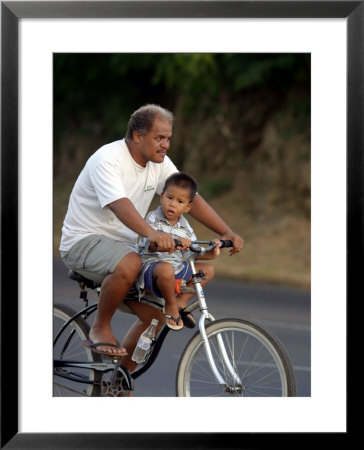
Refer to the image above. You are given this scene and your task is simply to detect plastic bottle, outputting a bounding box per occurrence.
[131,318,159,364]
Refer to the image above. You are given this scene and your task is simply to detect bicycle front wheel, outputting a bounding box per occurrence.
[53,303,102,397]
[176,318,296,397]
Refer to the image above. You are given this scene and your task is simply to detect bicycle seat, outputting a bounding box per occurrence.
[68,270,101,289]
[68,270,139,299]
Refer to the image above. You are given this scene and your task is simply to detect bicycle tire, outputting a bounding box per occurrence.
[176,318,296,397]
[53,303,102,397]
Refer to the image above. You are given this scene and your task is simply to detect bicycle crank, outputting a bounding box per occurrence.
[101,360,134,397]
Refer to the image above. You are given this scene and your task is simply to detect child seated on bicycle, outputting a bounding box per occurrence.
[137,172,221,330]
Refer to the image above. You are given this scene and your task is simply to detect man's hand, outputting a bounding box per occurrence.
[221,231,244,256]
[147,231,176,254]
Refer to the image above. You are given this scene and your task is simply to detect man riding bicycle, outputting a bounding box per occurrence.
[59,104,244,373]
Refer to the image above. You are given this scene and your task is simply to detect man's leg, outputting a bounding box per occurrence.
[119,301,165,372]
[89,252,141,355]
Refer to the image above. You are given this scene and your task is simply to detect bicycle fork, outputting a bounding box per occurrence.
[190,260,243,389]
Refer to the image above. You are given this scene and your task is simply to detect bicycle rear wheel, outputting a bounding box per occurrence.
[53,303,102,397]
[176,318,296,397]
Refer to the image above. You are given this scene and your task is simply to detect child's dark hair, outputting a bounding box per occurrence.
[162,172,198,202]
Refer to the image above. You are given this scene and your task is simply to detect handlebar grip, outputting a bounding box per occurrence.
[220,239,233,248]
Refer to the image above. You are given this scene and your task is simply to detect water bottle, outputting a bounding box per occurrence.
[131,318,159,364]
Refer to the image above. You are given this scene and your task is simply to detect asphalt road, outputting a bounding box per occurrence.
[53,257,311,397]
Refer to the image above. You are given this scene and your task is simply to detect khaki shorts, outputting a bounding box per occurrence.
[60,234,138,284]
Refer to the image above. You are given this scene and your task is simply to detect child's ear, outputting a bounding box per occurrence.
[185,202,193,213]
[160,193,164,203]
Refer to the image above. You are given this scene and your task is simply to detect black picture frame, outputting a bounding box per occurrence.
[1,1,356,448]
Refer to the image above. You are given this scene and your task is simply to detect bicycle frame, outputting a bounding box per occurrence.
[188,257,242,387]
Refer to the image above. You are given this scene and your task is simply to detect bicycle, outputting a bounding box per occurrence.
[54,240,297,397]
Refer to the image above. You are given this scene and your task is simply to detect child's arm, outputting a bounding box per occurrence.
[196,239,222,261]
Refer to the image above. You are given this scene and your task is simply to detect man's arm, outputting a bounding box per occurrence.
[189,194,244,255]
[108,198,175,252]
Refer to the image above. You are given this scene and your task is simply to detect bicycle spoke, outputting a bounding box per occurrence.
[219,330,239,379]
[193,360,219,382]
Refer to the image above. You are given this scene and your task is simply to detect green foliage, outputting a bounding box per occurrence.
[152,54,220,107]
[219,53,309,91]
[200,177,234,200]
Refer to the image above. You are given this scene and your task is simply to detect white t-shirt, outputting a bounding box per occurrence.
[59,139,178,251]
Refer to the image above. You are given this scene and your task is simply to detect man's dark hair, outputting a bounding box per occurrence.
[162,172,198,202]
[126,104,174,140]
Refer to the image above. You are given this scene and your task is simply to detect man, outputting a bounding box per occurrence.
[60,104,244,366]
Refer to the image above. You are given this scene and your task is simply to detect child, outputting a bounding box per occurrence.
[137,172,221,330]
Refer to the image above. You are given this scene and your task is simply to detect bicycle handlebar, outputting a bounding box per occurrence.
[174,239,233,254]
[153,239,233,254]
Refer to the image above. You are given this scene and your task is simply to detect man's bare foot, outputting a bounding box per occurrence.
[88,326,127,355]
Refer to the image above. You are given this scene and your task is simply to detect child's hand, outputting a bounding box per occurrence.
[176,238,191,251]
[210,239,222,258]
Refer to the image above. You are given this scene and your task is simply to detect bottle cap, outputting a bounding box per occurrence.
[151,319,159,326]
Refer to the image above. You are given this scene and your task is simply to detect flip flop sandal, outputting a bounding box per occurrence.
[164,313,184,331]
[162,307,183,331]
[179,309,196,329]
[82,339,128,358]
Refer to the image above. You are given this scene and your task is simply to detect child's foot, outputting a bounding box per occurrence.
[163,306,183,331]
[177,299,196,328]
[179,308,196,329]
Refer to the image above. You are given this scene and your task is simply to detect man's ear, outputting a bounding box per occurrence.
[133,130,142,143]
